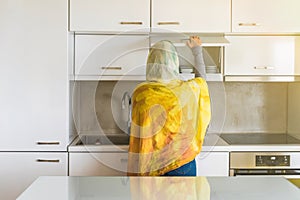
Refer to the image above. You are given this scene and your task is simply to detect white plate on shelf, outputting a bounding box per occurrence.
[180,68,194,73]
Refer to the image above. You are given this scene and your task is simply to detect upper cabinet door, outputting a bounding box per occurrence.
[0,0,68,151]
[152,0,231,33]
[232,0,300,33]
[75,35,149,77]
[70,0,150,32]
[225,36,300,76]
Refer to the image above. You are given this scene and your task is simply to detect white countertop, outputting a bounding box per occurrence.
[17,176,300,200]
[68,134,300,152]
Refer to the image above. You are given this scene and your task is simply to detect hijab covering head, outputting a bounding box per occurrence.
[146,40,179,82]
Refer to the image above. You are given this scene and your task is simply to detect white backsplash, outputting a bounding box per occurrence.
[73,81,292,135]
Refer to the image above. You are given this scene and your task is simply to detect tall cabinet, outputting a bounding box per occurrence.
[0,1,69,199]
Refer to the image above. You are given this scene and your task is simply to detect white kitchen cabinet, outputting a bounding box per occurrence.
[69,152,128,176]
[70,0,150,32]
[74,35,149,78]
[152,0,231,33]
[232,0,300,33]
[225,36,300,76]
[70,152,229,176]
[196,152,229,176]
[0,0,69,151]
[0,153,67,200]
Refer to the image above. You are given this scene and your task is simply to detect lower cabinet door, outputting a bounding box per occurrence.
[0,152,67,200]
[196,152,229,176]
[69,152,128,176]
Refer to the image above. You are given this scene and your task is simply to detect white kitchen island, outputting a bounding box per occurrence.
[17,176,300,200]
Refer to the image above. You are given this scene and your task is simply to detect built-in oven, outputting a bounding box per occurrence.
[230,152,300,178]
[220,133,300,178]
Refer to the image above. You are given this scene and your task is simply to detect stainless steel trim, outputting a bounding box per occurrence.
[36,159,60,163]
[230,169,300,178]
[231,169,300,176]
[68,135,129,152]
[238,23,260,26]
[157,22,180,25]
[101,67,122,70]
[36,142,60,145]
[230,152,300,169]
[120,22,143,25]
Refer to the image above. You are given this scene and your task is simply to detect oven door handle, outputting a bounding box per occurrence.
[231,169,300,176]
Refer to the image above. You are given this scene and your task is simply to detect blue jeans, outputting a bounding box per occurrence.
[163,159,196,176]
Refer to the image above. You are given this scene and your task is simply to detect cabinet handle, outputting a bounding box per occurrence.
[120,158,128,163]
[157,22,180,25]
[36,159,60,163]
[238,23,260,26]
[120,22,143,25]
[101,67,122,70]
[36,141,60,145]
[254,66,275,70]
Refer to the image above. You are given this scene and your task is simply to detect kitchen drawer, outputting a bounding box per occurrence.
[74,35,149,77]
[0,152,67,200]
[69,152,128,176]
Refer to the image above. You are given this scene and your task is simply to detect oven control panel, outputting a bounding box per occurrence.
[256,155,290,166]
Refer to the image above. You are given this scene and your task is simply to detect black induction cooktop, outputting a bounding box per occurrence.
[220,133,300,145]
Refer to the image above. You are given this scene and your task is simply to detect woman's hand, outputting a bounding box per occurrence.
[186,36,202,48]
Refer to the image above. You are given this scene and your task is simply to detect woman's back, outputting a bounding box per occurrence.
[128,77,211,176]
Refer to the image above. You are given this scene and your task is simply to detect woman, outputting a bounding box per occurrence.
[127,36,211,176]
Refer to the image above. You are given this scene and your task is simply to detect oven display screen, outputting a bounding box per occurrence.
[256,155,290,167]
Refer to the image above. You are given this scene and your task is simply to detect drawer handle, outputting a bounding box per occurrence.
[36,141,60,145]
[36,159,60,163]
[120,21,143,25]
[254,66,275,70]
[120,158,128,163]
[101,67,122,70]
[238,23,260,26]
[157,22,180,25]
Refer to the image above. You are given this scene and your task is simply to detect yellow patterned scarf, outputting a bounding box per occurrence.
[127,78,211,176]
